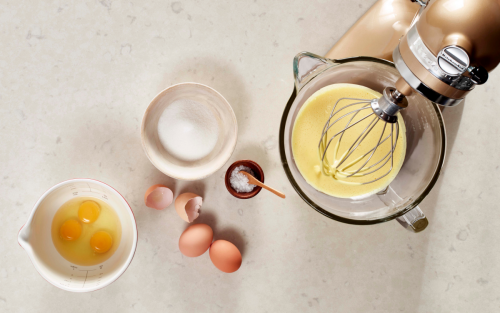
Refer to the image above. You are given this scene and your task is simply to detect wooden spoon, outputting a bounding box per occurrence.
[240,171,286,199]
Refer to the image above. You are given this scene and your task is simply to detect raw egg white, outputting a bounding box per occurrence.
[51,197,122,266]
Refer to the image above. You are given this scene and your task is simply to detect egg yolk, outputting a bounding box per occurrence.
[90,231,113,254]
[78,201,100,224]
[60,219,82,241]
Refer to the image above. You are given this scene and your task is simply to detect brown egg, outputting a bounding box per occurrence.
[209,240,242,273]
[178,224,213,257]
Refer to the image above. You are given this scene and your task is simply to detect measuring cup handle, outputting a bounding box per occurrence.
[395,206,428,233]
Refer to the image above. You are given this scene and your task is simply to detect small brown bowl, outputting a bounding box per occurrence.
[225,160,265,199]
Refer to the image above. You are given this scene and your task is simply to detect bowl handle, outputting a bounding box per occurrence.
[378,186,429,232]
[395,206,428,233]
[293,52,335,91]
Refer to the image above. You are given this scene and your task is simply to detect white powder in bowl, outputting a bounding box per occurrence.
[157,99,219,161]
[230,165,256,193]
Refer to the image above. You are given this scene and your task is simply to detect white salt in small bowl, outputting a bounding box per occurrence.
[225,160,264,199]
[141,83,238,181]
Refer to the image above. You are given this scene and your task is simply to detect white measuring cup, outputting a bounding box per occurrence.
[18,179,138,292]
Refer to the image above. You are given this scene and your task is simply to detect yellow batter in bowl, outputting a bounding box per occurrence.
[292,83,406,199]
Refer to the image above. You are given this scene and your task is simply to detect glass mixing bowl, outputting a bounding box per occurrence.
[279,52,446,231]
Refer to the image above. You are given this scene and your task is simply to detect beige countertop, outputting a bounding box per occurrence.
[1,0,499,312]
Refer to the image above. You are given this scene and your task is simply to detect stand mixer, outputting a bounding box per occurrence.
[279,0,500,232]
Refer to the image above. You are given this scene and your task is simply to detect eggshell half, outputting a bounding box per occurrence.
[144,184,173,210]
[209,240,242,273]
[175,192,202,222]
[178,224,214,257]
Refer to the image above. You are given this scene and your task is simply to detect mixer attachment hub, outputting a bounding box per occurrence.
[370,87,408,124]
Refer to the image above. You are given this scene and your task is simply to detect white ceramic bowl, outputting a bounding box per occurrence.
[141,83,238,180]
[18,179,138,293]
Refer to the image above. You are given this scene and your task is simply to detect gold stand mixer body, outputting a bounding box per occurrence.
[325,0,421,62]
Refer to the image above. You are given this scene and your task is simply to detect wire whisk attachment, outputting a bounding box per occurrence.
[318,87,408,185]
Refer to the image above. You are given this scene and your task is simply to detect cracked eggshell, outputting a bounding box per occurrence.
[144,184,173,210]
[174,192,202,222]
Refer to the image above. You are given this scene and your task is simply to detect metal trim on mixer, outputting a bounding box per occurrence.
[370,87,408,123]
[393,45,464,106]
[370,99,398,124]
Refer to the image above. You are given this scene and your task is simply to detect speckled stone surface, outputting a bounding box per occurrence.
[1,0,500,312]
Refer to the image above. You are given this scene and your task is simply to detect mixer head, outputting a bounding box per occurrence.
[394,0,500,106]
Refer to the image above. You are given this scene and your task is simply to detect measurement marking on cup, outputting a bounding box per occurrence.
[79,269,97,287]
[96,274,103,286]
[81,190,100,194]
[83,271,88,287]
[98,186,109,200]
